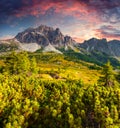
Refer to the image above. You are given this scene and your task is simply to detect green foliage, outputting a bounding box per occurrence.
[30,57,38,74]
[0,74,120,128]
[62,49,120,67]
[98,61,116,87]
[91,51,120,67]
[82,84,120,127]
[0,52,120,128]
[116,68,120,83]
[2,51,38,75]
[3,52,30,74]
[0,42,18,52]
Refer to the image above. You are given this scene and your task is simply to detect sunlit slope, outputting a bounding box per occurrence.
[29,52,101,84]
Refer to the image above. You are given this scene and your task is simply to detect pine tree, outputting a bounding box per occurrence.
[5,51,30,74]
[116,68,120,83]
[5,51,18,74]
[98,61,115,87]
[30,57,38,74]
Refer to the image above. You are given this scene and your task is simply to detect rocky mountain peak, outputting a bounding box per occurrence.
[14,25,76,52]
[1,24,120,59]
[55,28,61,34]
[79,37,120,56]
[36,25,54,34]
[84,38,107,44]
[23,27,34,33]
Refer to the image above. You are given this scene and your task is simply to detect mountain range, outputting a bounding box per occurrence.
[0,25,120,66]
[79,38,120,57]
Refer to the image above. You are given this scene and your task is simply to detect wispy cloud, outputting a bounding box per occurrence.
[94,25,120,40]
[1,0,120,40]
[2,0,120,22]
[0,35,14,40]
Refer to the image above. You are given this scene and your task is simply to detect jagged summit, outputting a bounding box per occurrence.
[15,25,76,52]
[79,38,120,56]
[1,25,120,59]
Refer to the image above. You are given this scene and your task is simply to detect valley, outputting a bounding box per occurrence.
[1,0,120,127]
[30,52,101,84]
[0,25,120,128]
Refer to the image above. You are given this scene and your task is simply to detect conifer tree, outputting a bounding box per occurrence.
[98,61,115,87]
[5,51,30,74]
[116,68,120,83]
[30,57,38,74]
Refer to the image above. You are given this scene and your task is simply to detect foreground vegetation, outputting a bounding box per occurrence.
[0,52,120,128]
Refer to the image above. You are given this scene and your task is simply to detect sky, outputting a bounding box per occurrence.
[0,0,120,42]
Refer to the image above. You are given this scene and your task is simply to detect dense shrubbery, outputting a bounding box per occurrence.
[0,52,120,128]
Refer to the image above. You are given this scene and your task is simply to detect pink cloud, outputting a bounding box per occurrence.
[73,37,85,43]
[94,29,120,41]
[14,0,101,24]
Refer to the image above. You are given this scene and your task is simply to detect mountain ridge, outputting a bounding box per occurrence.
[14,25,77,52]
[0,25,120,66]
[0,25,120,56]
[79,38,120,57]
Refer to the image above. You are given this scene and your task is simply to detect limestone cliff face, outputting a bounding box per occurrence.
[15,25,76,50]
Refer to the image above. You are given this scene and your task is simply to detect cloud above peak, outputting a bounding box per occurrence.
[1,0,120,19]
[94,25,120,40]
[0,0,120,41]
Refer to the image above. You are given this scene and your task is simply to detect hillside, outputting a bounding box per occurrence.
[0,51,100,85]
[0,51,120,128]
[1,0,120,127]
[30,52,101,84]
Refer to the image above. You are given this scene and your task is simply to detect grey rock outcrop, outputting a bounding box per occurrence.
[15,25,76,50]
[79,38,120,56]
